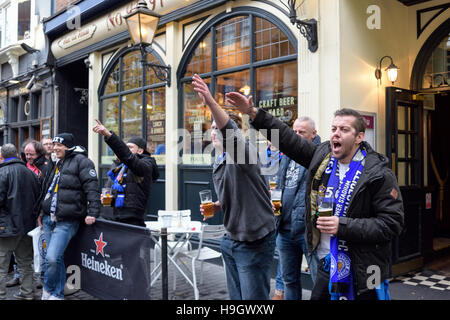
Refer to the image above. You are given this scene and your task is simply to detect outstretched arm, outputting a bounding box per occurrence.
[225,92,257,120]
[192,74,229,130]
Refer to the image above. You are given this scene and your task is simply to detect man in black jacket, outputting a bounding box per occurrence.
[226,92,404,300]
[38,133,100,300]
[86,119,159,227]
[0,144,40,300]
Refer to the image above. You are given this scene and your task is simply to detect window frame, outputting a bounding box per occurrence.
[98,45,168,171]
[178,8,298,167]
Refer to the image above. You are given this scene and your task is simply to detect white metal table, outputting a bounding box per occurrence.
[145,221,202,288]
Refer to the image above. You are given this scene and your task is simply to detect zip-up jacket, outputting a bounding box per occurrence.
[251,108,404,294]
[41,146,101,221]
[0,159,40,236]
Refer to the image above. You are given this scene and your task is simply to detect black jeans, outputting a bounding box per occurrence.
[310,257,378,300]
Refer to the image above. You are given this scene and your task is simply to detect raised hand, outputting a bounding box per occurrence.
[225,92,256,119]
[93,118,112,138]
[192,74,217,107]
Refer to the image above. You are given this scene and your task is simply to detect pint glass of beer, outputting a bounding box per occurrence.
[102,188,113,207]
[199,190,214,218]
[317,191,334,217]
[271,189,282,216]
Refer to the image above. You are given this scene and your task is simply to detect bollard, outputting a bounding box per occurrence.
[160,227,168,300]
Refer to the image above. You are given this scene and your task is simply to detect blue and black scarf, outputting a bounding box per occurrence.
[321,148,390,300]
[107,163,127,208]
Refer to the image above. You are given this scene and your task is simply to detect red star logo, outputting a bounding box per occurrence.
[94,232,107,257]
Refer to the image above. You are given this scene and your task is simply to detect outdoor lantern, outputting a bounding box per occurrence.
[124,0,160,46]
[124,0,171,87]
[375,56,399,85]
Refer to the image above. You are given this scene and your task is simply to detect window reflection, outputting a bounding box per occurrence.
[122,92,143,141]
[182,15,296,165]
[100,48,166,166]
[256,61,297,127]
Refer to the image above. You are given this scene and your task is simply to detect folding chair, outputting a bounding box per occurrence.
[176,224,227,300]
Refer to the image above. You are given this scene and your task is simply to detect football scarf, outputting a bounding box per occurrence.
[325,148,366,300]
[107,164,127,208]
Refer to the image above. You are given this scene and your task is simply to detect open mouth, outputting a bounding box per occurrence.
[332,141,342,151]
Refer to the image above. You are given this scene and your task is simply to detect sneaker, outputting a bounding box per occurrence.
[48,295,63,300]
[271,289,284,300]
[13,292,34,301]
[35,279,43,290]
[6,277,21,287]
[41,289,51,300]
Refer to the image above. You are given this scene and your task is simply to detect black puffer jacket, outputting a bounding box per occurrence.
[0,159,40,237]
[41,146,100,221]
[102,132,159,222]
[251,109,404,295]
[33,154,54,186]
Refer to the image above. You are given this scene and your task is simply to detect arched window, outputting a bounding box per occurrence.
[422,33,450,89]
[98,47,167,178]
[179,13,297,165]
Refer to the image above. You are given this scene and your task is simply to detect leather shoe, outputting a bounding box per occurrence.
[6,277,21,287]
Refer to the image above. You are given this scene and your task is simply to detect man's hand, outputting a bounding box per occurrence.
[93,119,112,138]
[316,216,339,236]
[199,200,221,221]
[192,74,217,107]
[225,92,257,120]
[85,216,96,225]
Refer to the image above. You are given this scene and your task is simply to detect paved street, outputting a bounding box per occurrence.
[3,252,450,300]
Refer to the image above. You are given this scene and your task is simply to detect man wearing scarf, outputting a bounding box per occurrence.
[86,119,159,227]
[227,92,404,301]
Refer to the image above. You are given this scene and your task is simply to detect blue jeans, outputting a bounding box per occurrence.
[221,230,276,300]
[43,215,80,299]
[276,230,308,300]
[275,251,284,291]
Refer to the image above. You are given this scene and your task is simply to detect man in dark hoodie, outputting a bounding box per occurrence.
[0,144,40,300]
[86,119,159,227]
[38,133,100,300]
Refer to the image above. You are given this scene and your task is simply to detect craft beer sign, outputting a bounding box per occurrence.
[52,0,201,59]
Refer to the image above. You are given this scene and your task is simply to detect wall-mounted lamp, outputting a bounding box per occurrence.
[124,0,171,87]
[375,56,399,85]
[279,0,318,52]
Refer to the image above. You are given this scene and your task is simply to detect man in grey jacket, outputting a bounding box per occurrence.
[0,144,40,300]
[193,74,275,300]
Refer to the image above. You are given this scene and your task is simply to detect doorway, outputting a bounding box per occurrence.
[428,91,450,252]
[55,59,89,149]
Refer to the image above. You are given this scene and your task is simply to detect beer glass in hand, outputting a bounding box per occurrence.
[271,189,282,216]
[199,190,215,219]
[317,191,334,217]
[102,188,113,207]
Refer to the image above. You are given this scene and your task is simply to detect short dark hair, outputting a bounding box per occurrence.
[22,139,45,157]
[334,108,366,134]
[226,110,243,129]
[1,143,18,159]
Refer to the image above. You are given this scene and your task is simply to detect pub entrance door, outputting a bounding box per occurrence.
[385,87,425,276]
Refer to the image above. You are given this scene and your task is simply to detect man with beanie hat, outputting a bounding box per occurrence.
[38,132,100,300]
[86,119,159,227]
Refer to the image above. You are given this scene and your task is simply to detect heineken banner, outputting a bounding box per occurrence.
[65,218,153,300]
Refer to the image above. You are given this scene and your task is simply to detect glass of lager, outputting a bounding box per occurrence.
[102,188,113,207]
[199,190,214,218]
[317,191,334,217]
[271,189,282,216]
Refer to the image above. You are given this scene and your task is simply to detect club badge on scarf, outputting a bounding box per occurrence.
[107,164,127,208]
[325,148,366,300]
